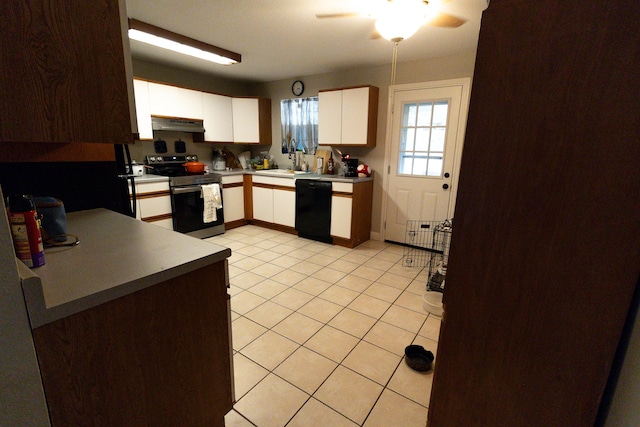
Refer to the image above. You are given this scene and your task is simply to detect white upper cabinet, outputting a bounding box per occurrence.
[131,80,271,145]
[133,79,153,140]
[203,93,234,142]
[318,90,343,145]
[232,98,259,143]
[232,97,272,144]
[147,82,203,120]
[318,86,379,146]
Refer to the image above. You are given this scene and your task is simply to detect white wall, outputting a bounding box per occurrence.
[0,188,50,426]
[254,50,478,236]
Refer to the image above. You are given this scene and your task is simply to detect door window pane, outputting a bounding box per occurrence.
[398,100,449,177]
[431,127,446,152]
[432,101,449,126]
[403,104,418,126]
[417,103,433,126]
[400,128,415,151]
[399,155,413,174]
[415,128,430,151]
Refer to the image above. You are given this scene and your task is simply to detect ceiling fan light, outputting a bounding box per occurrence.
[375,14,422,42]
[374,0,425,42]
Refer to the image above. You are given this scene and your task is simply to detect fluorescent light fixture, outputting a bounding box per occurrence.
[128,19,241,66]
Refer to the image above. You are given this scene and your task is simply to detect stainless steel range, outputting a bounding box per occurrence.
[170,173,225,239]
[145,154,200,176]
[145,154,225,238]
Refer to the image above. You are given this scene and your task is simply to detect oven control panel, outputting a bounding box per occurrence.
[146,155,198,165]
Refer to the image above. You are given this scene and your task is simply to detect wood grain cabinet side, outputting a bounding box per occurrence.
[32,262,233,427]
[0,0,134,145]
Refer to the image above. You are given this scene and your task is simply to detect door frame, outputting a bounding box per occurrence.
[380,78,472,242]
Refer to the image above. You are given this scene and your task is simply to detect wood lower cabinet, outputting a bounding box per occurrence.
[330,181,373,248]
[427,1,640,426]
[222,175,247,229]
[250,175,296,231]
[32,262,233,427]
[246,175,373,248]
[131,179,173,230]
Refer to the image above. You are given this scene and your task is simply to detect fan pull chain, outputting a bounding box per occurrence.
[391,41,399,86]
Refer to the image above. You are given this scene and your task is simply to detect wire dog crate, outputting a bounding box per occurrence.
[402,219,453,293]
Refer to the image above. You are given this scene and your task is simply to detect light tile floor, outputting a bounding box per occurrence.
[205,225,441,427]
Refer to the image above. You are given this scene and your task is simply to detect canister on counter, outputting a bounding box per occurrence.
[8,194,45,268]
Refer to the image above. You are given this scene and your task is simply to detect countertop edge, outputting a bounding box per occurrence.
[17,209,232,329]
[138,170,373,183]
[19,252,230,329]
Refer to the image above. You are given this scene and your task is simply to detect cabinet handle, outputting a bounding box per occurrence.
[171,185,203,195]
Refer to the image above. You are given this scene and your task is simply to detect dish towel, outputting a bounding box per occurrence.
[201,183,222,223]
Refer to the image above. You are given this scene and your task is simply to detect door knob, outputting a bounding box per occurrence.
[444,172,450,178]
[442,183,449,190]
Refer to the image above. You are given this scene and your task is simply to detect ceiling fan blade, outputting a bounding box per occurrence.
[315,12,361,19]
[426,12,467,28]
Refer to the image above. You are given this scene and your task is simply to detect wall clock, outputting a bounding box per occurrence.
[292,80,304,96]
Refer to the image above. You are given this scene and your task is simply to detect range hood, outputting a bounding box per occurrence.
[151,117,205,133]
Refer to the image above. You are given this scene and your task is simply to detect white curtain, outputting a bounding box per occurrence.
[280,97,318,155]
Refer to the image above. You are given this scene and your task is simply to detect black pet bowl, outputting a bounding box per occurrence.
[404,345,434,372]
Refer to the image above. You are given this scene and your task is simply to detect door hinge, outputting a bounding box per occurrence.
[388,165,390,174]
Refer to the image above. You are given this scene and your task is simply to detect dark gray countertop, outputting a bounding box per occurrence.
[135,169,373,183]
[19,209,231,328]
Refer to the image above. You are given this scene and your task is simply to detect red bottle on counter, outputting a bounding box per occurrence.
[8,195,45,267]
[327,153,334,175]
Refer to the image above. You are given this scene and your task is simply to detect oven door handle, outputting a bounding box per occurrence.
[171,185,203,195]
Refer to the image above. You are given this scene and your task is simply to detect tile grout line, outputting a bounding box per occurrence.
[216,229,436,425]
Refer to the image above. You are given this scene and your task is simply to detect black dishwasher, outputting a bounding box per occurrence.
[295,179,333,244]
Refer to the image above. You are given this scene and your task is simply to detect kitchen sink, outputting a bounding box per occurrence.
[254,169,323,179]
[254,169,295,177]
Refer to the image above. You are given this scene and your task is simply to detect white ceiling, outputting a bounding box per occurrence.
[125,0,488,83]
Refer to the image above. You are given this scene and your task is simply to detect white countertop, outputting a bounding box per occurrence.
[19,209,231,328]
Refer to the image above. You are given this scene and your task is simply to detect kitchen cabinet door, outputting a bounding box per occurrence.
[203,93,234,143]
[232,97,272,144]
[341,87,375,146]
[330,195,352,239]
[1,0,134,144]
[148,82,203,120]
[130,180,172,229]
[133,80,153,140]
[232,98,260,143]
[273,188,296,228]
[223,186,245,223]
[318,86,378,146]
[252,186,274,223]
[318,91,343,145]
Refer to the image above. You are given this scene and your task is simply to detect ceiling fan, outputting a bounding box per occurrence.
[316,0,466,42]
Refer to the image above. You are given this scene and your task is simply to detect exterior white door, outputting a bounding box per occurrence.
[383,79,470,244]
